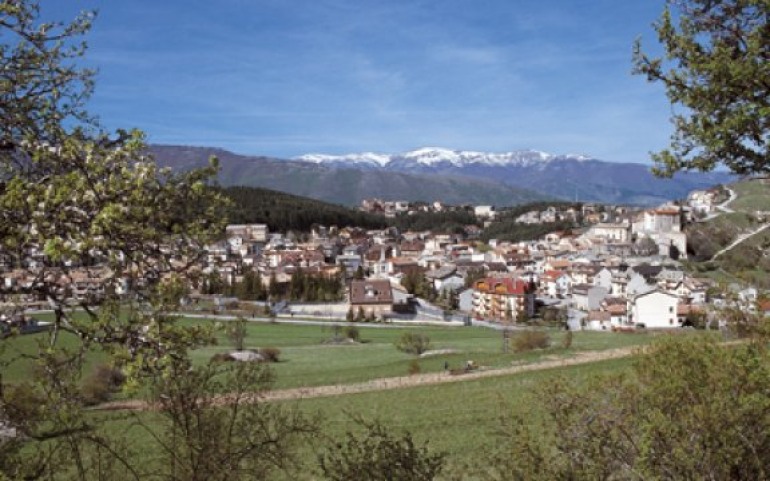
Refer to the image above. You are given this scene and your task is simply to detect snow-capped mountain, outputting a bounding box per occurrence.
[295,147,591,169]
[293,147,732,205]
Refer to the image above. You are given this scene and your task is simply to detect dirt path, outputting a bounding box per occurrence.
[100,346,640,411]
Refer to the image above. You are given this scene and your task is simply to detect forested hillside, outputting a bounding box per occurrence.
[222,186,388,232]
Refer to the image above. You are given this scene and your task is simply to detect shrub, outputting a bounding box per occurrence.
[80,364,125,406]
[211,352,235,363]
[408,359,421,375]
[394,333,431,355]
[318,418,445,480]
[258,347,281,363]
[561,331,573,349]
[345,325,360,342]
[511,331,550,353]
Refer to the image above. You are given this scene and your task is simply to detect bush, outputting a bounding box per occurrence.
[487,337,770,480]
[318,418,445,480]
[408,359,421,375]
[561,331,573,349]
[394,333,431,355]
[80,364,125,406]
[211,352,235,363]
[345,325,360,342]
[511,331,550,353]
[258,347,281,363]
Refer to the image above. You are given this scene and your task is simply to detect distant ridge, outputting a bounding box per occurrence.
[149,145,549,207]
[293,147,734,205]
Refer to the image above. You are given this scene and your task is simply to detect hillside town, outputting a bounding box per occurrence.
[4,183,757,335]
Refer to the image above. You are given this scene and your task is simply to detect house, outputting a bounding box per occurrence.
[571,284,608,311]
[387,257,422,276]
[471,277,535,322]
[424,266,465,293]
[540,270,571,297]
[349,279,393,317]
[593,267,613,291]
[585,223,630,243]
[585,310,612,331]
[474,205,496,220]
[602,298,629,327]
[628,289,680,328]
[226,224,268,243]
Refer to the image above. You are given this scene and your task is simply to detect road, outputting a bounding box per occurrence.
[712,222,770,260]
[179,312,465,329]
[701,186,736,221]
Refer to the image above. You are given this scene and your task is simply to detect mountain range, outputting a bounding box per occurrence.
[294,147,734,206]
[150,145,732,207]
[149,145,547,207]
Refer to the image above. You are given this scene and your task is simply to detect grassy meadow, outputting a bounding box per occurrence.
[2,315,655,389]
[2,316,715,478]
[88,355,638,479]
[730,179,770,213]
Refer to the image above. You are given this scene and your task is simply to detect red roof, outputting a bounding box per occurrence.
[541,270,567,282]
[474,277,531,296]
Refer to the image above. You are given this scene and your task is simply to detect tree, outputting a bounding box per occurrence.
[394,332,432,356]
[142,359,317,481]
[228,317,248,352]
[0,0,94,151]
[318,418,445,481]
[485,336,770,480]
[0,3,315,479]
[353,265,365,280]
[633,0,770,177]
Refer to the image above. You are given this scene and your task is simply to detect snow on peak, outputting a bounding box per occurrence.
[294,148,595,168]
[294,152,391,167]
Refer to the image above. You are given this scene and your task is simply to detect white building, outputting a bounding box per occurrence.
[585,223,630,243]
[628,290,680,328]
[474,205,496,220]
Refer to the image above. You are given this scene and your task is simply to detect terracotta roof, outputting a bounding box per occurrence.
[474,277,531,296]
[587,310,611,321]
[677,304,703,315]
[541,270,567,282]
[605,303,627,315]
[758,299,770,313]
[349,280,393,305]
[652,208,680,216]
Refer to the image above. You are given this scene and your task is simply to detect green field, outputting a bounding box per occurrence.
[3,318,713,479]
[2,317,655,389]
[729,179,770,213]
[88,355,637,479]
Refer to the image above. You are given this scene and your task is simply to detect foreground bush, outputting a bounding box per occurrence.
[318,418,445,480]
[484,337,770,480]
[511,330,550,353]
[259,347,281,363]
[394,333,432,355]
[80,364,126,406]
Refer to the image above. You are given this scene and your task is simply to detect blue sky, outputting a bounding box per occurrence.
[44,1,672,163]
